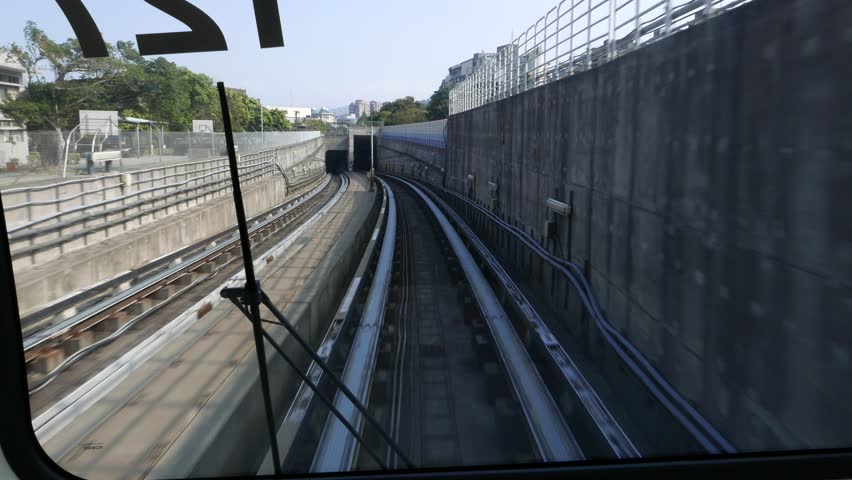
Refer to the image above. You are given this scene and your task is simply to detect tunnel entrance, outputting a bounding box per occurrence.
[325,150,348,174]
[353,135,376,172]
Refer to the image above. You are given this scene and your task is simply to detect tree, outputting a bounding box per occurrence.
[263,109,291,132]
[370,96,428,126]
[302,118,328,134]
[427,85,449,121]
[1,22,126,164]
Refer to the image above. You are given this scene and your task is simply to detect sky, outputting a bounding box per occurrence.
[1,0,562,109]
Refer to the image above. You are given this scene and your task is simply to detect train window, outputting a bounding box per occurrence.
[1,0,851,479]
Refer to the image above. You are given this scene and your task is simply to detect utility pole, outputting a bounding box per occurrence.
[259,99,264,148]
[370,121,375,192]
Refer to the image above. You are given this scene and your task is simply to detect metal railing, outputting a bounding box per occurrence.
[2,136,325,229]
[449,0,751,115]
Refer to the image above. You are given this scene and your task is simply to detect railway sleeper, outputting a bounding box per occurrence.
[95,311,131,335]
[62,331,96,356]
[29,347,65,375]
[151,285,176,300]
[127,298,154,316]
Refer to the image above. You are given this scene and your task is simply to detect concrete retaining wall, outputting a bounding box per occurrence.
[377,138,446,186]
[13,175,322,317]
[438,0,851,453]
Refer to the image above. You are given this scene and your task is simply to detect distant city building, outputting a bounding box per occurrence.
[336,114,358,125]
[0,58,28,165]
[370,101,384,115]
[349,99,370,118]
[268,106,312,124]
[441,49,504,89]
[318,109,336,124]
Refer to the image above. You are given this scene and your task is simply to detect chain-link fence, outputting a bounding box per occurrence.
[22,129,321,172]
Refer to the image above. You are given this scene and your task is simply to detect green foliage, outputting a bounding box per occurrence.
[427,85,449,121]
[27,152,40,161]
[1,21,124,132]
[1,22,295,136]
[263,109,292,132]
[370,96,428,126]
[301,119,328,134]
[67,152,81,164]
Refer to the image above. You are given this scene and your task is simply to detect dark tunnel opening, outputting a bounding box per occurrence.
[353,135,375,172]
[325,150,348,174]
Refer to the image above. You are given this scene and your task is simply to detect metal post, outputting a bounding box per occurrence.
[555,2,562,79]
[62,124,81,178]
[370,122,375,191]
[608,0,616,60]
[664,0,673,34]
[149,125,154,158]
[569,0,575,74]
[634,0,641,48]
[260,99,264,148]
[136,125,141,159]
[587,0,593,69]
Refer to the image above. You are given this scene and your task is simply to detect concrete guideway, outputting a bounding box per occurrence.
[256,175,393,476]
[34,174,378,480]
[310,177,398,473]
[391,176,584,464]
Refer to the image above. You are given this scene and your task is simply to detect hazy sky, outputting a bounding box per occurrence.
[2,0,561,108]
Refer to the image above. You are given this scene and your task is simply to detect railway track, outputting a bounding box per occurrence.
[24,172,338,396]
[282,176,585,473]
[32,173,352,446]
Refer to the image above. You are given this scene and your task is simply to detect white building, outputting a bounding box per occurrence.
[349,100,370,118]
[336,114,357,125]
[319,111,336,124]
[267,106,312,124]
[0,58,28,166]
[441,50,502,89]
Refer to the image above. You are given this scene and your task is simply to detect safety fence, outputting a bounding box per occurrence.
[20,130,321,168]
[2,136,326,230]
[380,120,448,149]
[449,0,751,114]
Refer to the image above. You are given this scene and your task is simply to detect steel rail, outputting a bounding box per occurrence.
[392,176,584,463]
[32,174,351,445]
[19,172,325,331]
[23,174,333,358]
